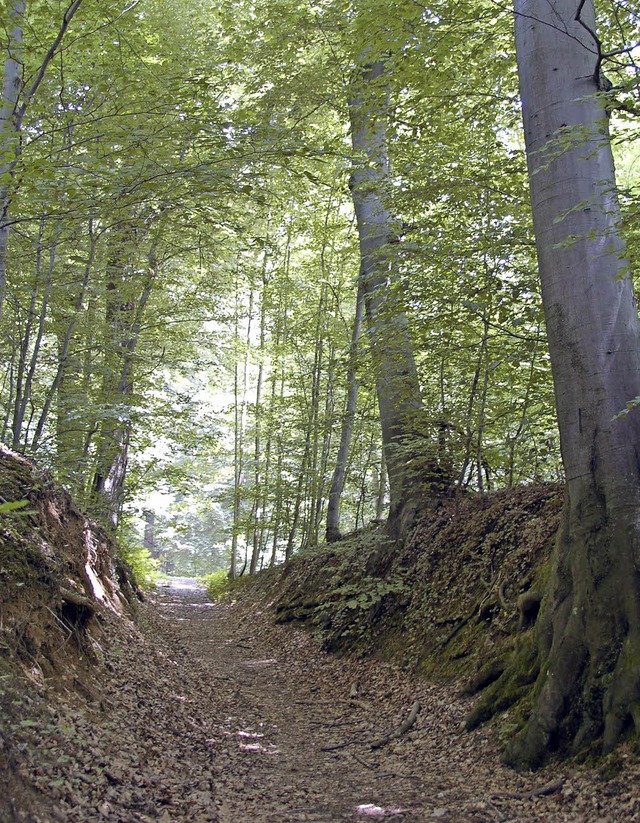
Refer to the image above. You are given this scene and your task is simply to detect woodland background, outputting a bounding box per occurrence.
[1,0,638,576]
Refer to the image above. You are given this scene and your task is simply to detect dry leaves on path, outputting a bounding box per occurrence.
[4,579,640,821]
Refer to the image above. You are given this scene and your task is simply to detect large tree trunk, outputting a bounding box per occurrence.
[470,0,640,769]
[91,229,156,529]
[348,60,447,537]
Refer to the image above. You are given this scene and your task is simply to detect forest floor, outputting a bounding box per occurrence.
[5,576,640,822]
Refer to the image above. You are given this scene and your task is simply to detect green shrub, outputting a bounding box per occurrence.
[202,570,253,601]
[202,570,231,600]
[118,540,161,589]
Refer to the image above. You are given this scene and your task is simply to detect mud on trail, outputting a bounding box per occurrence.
[7,577,634,822]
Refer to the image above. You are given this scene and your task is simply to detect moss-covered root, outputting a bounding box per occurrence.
[501,629,640,771]
[467,503,640,771]
[465,634,540,734]
[601,635,640,754]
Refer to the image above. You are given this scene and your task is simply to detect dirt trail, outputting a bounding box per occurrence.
[125,581,634,822]
[7,579,639,822]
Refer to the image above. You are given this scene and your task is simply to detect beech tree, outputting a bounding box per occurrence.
[469,0,640,767]
[349,58,430,533]
[0,0,592,570]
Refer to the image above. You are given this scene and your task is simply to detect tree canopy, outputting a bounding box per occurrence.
[0,1,639,584]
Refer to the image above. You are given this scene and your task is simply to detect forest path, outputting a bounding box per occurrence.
[96,579,600,823]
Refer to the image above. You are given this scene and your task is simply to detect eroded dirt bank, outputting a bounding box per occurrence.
[6,578,638,822]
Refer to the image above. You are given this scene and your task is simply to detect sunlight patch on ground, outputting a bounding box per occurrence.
[355,804,407,817]
[238,742,280,753]
[240,658,278,669]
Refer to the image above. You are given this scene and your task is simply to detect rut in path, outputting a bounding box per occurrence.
[104,579,617,823]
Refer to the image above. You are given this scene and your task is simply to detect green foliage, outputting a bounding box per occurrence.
[1,0,638,572]
[324,578,407,613]
[202,569,252,602]
[0,499,31,515]
[202,570,231,601]
[117,539,160,590]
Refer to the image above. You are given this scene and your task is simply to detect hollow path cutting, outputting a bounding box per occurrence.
[80,577,629,823]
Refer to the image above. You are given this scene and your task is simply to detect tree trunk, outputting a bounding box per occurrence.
[470,0,640,768]
[0,0,85,321]
[229,269,253,580]
[348,59,448,537]
[32,219,98,453]
[91,229,157,529]
[326,281,365,543]
[249,257,268,576]
[0,0,24,322]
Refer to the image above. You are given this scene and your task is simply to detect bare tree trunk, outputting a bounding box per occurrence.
[10,216,57,450]
[249,257,269,575]
[0,0,85,321]
[91,230,157,529]
[326,281,365,542]
[469,0,640,768]
[229,270,253,580]
[375,441,387,521]
[0,0,25,322]
[348,59,448,538]
[32,219,98,452]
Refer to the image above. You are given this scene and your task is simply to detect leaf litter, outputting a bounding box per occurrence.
[4,577,640,821]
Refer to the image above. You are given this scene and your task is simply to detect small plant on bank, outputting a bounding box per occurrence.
[118,539,161,589]
[202,570,230,600]
[202,570,252,601]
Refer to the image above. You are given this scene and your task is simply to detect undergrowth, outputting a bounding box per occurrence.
[117,538,161,589]
[202,570,253,601]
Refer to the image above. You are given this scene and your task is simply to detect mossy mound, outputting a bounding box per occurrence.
[252,483,563,689]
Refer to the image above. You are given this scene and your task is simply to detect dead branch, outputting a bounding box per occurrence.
[352,752,375,769]
[492,778,564,800]
[370,701,420,750]
[320,738,359,752]
[309,719,359,728]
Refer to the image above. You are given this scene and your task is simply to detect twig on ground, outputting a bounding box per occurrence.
[309,719,359,728]
[370,701,420,750]
[320,738,359,752]
[352,752,375,769]
[492,778,564,800]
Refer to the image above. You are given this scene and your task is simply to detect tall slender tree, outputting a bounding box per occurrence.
[349,57,449,536]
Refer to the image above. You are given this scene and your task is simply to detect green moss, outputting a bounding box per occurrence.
[465,633,540,731]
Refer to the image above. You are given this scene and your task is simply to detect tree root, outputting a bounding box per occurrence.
[491,778,564,800]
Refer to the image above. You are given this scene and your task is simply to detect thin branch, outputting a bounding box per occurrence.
[15,0,85,130]
[370,701,421,750]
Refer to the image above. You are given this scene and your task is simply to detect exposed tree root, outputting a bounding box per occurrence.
[321,700,421,753]
[467,502,640,770]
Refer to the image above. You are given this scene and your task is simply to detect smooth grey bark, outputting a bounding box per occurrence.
[471,0,640,768]
[0,0,25,322]
[348,60,446,536]
[250,259,268,576]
